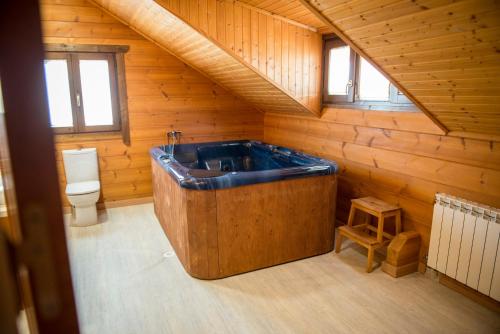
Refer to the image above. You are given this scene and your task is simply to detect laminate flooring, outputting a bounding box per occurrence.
[65,203,500,334]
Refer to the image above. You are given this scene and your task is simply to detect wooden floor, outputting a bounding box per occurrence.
[65,204,500,334]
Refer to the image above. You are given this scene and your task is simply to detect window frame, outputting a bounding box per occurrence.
[354,53,392,102]
[322,37,356,104]
[44,52,79,134]
[322,37,417,111]
[44,51,121,134]
[389,84,412,104]
[72,52,121,133]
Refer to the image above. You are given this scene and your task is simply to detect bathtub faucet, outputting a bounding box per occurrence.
[166,130,182,156]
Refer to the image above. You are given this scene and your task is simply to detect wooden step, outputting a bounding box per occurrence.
[352,196,400,214]
[338,225,383,246]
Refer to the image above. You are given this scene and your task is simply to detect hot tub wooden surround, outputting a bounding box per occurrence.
[152,158,337,279]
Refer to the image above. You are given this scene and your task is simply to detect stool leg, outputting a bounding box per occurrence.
[364,213,371,233]
[366,246,374,273]
[377,214,385,243]
[335,232,343,253]
[347,205,356,227]
[395,211,402,235]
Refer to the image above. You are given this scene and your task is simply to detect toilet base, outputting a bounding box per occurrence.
[71,204,98,226]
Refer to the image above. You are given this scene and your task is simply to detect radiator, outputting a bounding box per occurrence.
[427,193,500,301]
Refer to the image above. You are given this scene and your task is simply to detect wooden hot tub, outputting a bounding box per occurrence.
[151,140,338,279]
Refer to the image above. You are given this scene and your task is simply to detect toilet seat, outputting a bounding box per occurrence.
[66,181,100,196]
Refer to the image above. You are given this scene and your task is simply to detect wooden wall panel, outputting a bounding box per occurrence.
[157,0,323,113]
[40,0,263,205]
[264,109,500,263]
[297,0,500,137]
[42,0,500,274]
[238,0,331,33]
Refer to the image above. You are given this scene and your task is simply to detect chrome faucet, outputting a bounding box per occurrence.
[166,130,182,156]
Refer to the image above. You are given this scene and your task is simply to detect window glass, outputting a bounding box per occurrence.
[328,45,350,95]
[358,57,390,101]
[79,60,114,126]
[44,59,74,127]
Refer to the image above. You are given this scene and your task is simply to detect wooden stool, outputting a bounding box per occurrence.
[336,196,402,273]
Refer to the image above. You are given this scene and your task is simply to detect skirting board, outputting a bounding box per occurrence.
[439,273,500,313]
[63,196,153,214]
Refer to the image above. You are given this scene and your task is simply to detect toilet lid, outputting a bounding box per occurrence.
[66,181,100,195]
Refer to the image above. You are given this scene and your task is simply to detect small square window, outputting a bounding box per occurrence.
[44,51,122,134]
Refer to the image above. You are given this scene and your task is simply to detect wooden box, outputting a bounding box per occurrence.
[382,231,421,278]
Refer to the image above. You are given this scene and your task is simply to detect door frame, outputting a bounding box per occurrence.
[0,1,79,333]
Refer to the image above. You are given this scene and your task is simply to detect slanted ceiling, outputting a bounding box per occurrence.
[89,0,320,117]
[91,0,500,137]
[251,0,500,136]
[238,0,332,33]
[155,0,323,114]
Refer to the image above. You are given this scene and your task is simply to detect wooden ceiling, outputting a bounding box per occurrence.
[155,0,324,115]
[89,0,318,117]
[90,0,500,137]
[237,0,332,33]
[251,0,500,137]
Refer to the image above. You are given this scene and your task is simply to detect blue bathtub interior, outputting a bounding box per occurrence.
[151,140,337,190]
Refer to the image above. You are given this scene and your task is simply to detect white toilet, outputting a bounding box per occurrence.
[62,148,101,226]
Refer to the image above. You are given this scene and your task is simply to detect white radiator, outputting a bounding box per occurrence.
[427,193,500,301]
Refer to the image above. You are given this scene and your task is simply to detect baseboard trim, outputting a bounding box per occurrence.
[63,196,153,214]
[438,273,500,313]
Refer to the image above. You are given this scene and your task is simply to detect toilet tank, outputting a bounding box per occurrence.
[62,148,99,184]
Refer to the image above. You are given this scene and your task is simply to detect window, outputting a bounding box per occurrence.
[327,45,350,95]
[44,56,75,129]
[358,57,389,101]
[323,38,355,103]
[43,46,128,135]
[323,37,415,110]
[44,52,120,133]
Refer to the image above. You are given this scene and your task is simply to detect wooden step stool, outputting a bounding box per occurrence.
[336,197,402,273]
